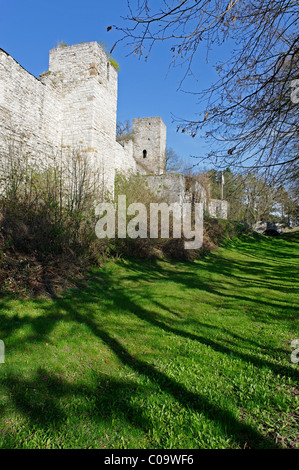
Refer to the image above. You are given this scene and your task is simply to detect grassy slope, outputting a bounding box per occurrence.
[0,233,298,449]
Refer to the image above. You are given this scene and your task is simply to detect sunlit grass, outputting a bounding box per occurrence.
[0,233,298,448]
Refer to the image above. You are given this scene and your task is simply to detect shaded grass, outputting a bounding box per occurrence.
[0,233,298,448]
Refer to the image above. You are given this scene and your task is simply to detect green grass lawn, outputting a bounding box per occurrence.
[0,233,298,449]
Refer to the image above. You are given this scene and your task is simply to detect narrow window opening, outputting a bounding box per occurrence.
[143,149,147,159]
[107,62,110,81]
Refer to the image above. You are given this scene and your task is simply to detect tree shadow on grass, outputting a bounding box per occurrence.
[81,269,298,378]
[0,239,298,448]
[112,256,298,324]
[0,368,154,448]
[1,295,277,449]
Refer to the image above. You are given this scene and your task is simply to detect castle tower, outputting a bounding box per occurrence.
[133,117,166,175]
[47,42,119,191]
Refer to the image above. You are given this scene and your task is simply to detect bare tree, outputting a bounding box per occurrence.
[165,146,184,172]
[111,1,299,181]
[116,120,134,146]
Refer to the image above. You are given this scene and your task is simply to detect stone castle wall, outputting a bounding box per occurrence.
[0,48,61,160]
[0,42,228,218]
[143,174,186,205]
[0,42,138,192]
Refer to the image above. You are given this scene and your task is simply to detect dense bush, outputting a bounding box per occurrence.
[0,150,106,295]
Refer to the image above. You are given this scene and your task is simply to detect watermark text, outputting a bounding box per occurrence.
[95,196,203,250]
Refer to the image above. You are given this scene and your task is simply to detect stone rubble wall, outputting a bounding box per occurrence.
[143,174,186,205]
[208,199,228,219]
[253,221,286,234]
[142,173,208,211]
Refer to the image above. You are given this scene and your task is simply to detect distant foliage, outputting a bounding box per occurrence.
[165,147,184,173]
[195,169,299,226]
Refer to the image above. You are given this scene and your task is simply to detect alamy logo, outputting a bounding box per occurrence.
[291,339,299,364]
[0,340,4,363]
[95,196,203,249]
[290,79,299,104]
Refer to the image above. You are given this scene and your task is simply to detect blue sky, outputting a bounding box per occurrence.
[0,0,228,170]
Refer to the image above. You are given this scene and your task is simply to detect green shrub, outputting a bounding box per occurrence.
[0,150,105,295]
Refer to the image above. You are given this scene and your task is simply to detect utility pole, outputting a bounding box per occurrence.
[221,172,224,200]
